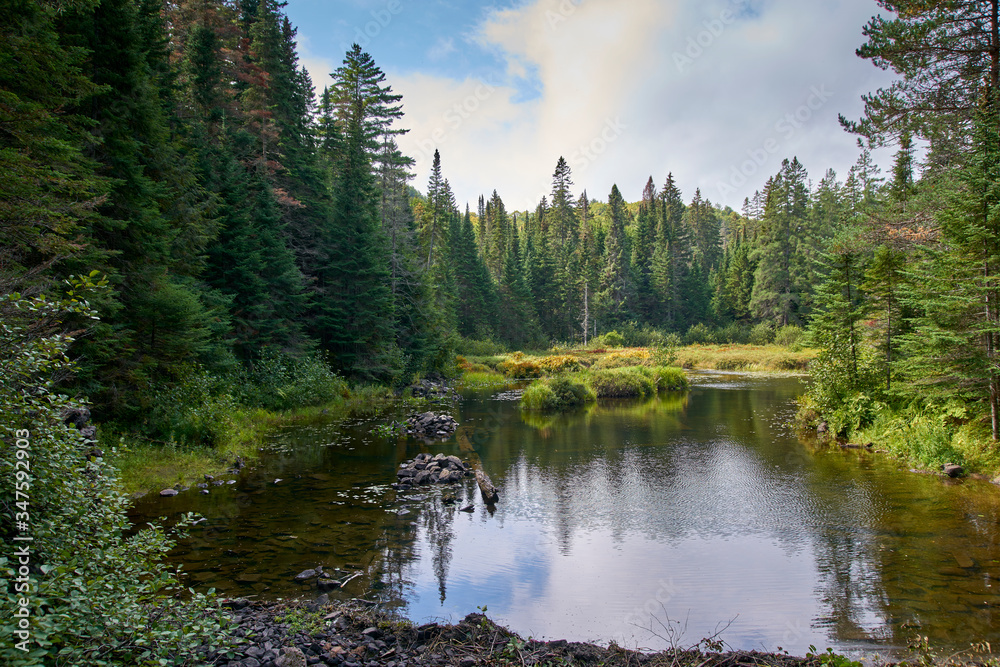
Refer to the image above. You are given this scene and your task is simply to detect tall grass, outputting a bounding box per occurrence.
[521,376,596,411]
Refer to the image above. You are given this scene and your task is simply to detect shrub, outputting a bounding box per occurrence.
[717,322,750,344]
[774,325,804,348]
[649,333,682,367]
[455,336,509,356]
[589,368,657,398]
[749,322,776,345]
[597,330,625,348]
[594,349,650,369]
[0,290,229,665]
[685,323,715,345]
[537,355,584,374]
[236,348,348,411]
[521,377,595,411]
[497,352,544,378]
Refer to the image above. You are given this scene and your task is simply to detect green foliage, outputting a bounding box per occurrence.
[598,330,625,348]
[748,322,775,345]
[0,290,230,665]
[642,366,689,391]
[774,324,804,348]
[521,376,595,412]
[589,368,657,398]
[806,646,863,667]
[649,333,682,367]
[236,348,348,412]
[455,337,509,357]
[685,323,716,345]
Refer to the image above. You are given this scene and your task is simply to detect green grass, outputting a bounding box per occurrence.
[109,385,401,496]
[458,370,512,390]
[520,365,689,409]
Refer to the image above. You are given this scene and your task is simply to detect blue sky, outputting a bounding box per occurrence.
[285,0,899,211]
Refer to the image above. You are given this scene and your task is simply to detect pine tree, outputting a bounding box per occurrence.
[598,185,631,325]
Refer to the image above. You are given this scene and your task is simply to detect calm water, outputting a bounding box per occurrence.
[131,373,1000,656]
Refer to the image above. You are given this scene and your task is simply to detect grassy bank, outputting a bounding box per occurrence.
[461,343,815,377]
[109,385,399,496]
[797,395,1000,479]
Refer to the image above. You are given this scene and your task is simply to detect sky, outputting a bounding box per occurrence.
[284,0,900,212]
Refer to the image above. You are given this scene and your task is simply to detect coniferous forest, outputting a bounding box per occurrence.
[5,0,1000,663]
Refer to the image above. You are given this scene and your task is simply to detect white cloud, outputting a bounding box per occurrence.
[320,0,899,209]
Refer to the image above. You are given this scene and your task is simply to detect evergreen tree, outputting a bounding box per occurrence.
[598,185,631,325]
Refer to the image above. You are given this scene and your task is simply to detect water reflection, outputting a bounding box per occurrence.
[131,374,1000,656]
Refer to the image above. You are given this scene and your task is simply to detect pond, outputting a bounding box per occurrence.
[131,373,1000,657]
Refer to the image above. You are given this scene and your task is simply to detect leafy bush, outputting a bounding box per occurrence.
[589,368,657,398]
[717,322,750,344]
[454,337,509,356]
[143,367,237,447]
[748,322,776,345]
[649,333,682,367]
[0,290,230,665]
[521,376,595,411]
[684,323,715,345]
[597,330,625,348]
[774,324,804,349]
[236,348,348,411]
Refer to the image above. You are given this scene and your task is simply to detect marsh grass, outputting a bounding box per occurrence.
[677,344,815,371]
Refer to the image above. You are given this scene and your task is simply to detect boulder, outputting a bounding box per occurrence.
[159,488,179,497]
[943,463,964,478]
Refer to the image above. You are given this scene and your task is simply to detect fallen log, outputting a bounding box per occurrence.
[475,469,499,504]
[458,429,500,505]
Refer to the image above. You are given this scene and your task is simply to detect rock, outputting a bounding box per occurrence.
[295,569,320,581]
[160,488,179,497]
[61,406,91,428]
[437,470,453,483]
[317,578,341,591]
[79,425,97,440]
[459,505,474,513]
[943,463,965,478]
[953,551,975,568]
[993,475,1000,486]
[817,421,828,433]
[460,658,476,667]
[222,598,250,610]
[275,647,307,667]
[200,489,210,495]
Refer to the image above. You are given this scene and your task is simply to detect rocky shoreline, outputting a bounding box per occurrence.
[197,600,843,667]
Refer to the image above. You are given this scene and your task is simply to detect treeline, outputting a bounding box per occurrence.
[446,152,884,351]
[3,0,865,435]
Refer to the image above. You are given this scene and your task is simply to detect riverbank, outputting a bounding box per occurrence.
[197,599,861,667]
[109,385,408,496]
